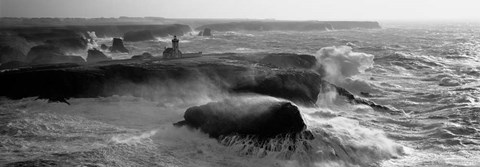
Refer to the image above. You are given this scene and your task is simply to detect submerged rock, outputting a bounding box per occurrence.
[334,85,403,114]
[109,38,129,53]
[175,97,306,138]
[87,48,111,63]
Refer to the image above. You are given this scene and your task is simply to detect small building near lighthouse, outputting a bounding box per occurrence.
[163,36,182,59]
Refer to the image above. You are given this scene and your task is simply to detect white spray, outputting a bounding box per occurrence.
[315,46,376,94]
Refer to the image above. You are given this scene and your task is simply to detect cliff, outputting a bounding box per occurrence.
[0,53,399,114]
[0,54,324,106]
[196,21,381,31]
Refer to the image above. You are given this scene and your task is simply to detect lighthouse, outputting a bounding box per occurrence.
[163,35,183,58]
[172,35,179,52]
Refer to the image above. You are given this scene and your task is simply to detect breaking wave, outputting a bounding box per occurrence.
[314,46,377,94]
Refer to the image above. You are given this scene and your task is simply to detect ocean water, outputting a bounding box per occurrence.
[1,22,480,167]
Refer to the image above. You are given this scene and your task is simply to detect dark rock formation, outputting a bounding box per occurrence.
[109,38,129,53]
[334,85,403,114]
[26,45,85,65]
[123,30,155,42]
[0,55,324,106]
[87,48,111,63]
[131,52,153,59]
[234,71,323,106]
[196,21,381,32]
[199,28,212,36]
[0,46,26,64]
[100,44,108,50]
[175,98,306,138]
[0,52,395,115]
[259,53,317,69]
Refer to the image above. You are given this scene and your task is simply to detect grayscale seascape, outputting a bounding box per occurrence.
[0,1,479,166]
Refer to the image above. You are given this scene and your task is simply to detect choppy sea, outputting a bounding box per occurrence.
[1,22,480,167]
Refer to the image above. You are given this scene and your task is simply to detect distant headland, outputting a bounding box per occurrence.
[0,17,381,31]
[196,21,381,31]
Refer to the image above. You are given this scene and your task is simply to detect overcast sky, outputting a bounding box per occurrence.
[1,0,479,21]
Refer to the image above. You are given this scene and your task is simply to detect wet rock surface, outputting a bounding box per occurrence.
[175,98,306,138]
[198,28,212,36]
[0,54,324,105]
[100,44,108,50]
[109,38,129,53]
[87,48,111,63]
[259,53,317,69]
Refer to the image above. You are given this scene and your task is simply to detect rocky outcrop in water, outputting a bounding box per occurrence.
[334,85,402,114]
[26,45,85,65]
[0,54,324,105]
[234,72,322,106]
[0,51,398,114]
[109,38,129,53]
[123,30,155,42]
[198,28,212,36]
[87,48,111,63]
[175,98,306,138]
[196,21,381,32]
[100,44,108,50]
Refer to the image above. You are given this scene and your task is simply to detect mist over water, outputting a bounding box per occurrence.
[2,22,480,166]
